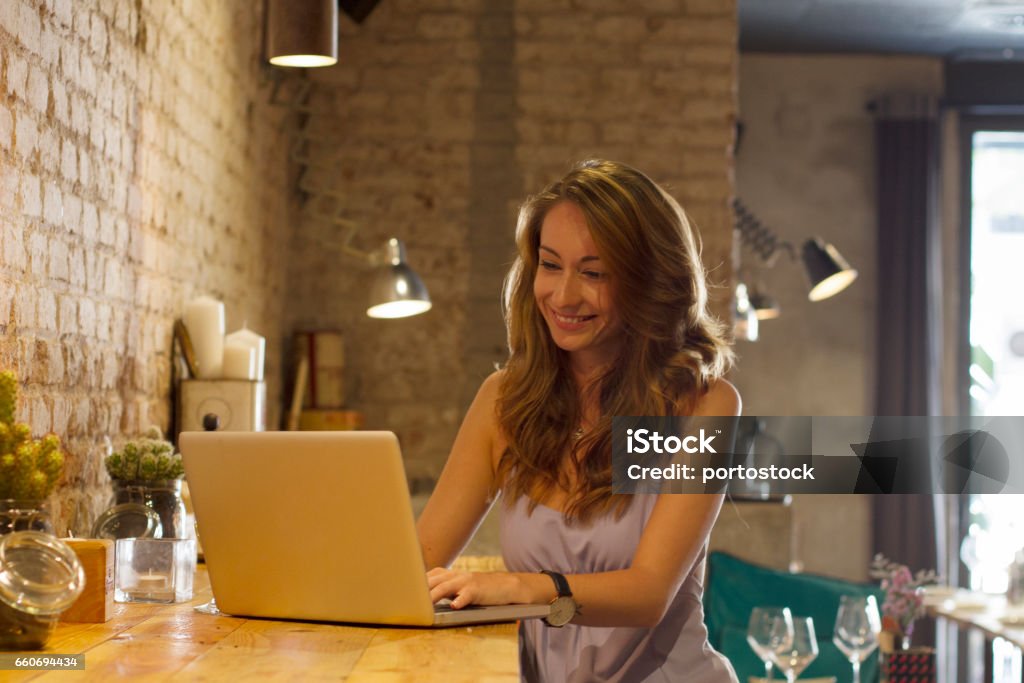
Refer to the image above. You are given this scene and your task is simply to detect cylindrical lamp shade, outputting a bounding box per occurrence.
[366,239,432,319]
[266,0,338,68]
[801,238,858,302]
[749,289,781,321]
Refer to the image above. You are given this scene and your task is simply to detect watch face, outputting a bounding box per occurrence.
[546,596,577,627]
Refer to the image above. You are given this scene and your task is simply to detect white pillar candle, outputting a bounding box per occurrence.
[183,296,225,379]
[222,342,256,380]
[225,325,266,381]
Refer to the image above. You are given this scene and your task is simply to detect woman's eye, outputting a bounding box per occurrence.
[582,270,606,280]
[540,260,560,271]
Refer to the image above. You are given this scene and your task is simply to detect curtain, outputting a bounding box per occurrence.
[870,93,944,585]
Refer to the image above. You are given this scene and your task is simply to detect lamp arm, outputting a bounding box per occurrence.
[297,178,388,266]
[732,198,796,266]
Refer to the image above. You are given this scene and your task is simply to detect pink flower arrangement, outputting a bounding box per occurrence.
[869,554,938,638]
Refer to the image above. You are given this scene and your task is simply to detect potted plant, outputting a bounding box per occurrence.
[0,370,65,535]
[869,554,937,651]
[103,427,187,539]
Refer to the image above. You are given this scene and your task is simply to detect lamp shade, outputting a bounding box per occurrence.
[801,238,858,302]
[366,239,432,319]
[266,0,338,68]
[749,288,781,321]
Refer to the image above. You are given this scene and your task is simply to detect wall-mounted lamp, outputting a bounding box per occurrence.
[332,221,431,319]
[364,238,432,319]
[733,283,759,342]
[748,287,781,321]
[733,198,858,302]
[266,0,338,68]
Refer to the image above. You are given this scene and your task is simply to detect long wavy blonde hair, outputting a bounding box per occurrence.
[495,159,734,522]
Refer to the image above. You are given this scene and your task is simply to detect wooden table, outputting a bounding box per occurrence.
[6,568,521,681]
[928,592,1024,682]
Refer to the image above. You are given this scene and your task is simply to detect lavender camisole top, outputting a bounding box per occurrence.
[500,493,738,683]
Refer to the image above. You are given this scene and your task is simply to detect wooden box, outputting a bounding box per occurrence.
[61,539,115,623]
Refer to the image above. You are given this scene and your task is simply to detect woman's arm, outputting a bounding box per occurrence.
[426,378,742,628]
[416,371,503,571]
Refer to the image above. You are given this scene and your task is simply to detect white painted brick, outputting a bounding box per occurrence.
[21,173,42,217]
[60,138,77,181]
[48,238,68,283]
[60,42,79,84]
[38,126,60,170]
[43,182,62,226]
[27,65,49,114]
[90,12,108,57]
[103,259,121,299]
[0,108,11,151]
[7,53,27,99]
[62,192,81,235]
[37,287,57,331]
[0,279,11,326]
[2,220,26,271]
[57,294,75,329]
[18,2,42,56]
[77,297,95,337]
[39,26,60,67]
[14,286,35,328]
[30,396,50,435]
[51,0,73,29]
[0,0,20,38]
[68,246,85,287]
[51,78,69,126]
[96,302,111,341]
[78,147,92,188]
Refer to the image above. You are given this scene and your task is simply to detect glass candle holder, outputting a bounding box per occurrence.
[115,538,196,604]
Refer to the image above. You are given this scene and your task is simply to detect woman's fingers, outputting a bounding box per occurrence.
[428,571,472,604]
[425,570,515,608]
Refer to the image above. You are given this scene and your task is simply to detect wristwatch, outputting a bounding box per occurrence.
[540,570,578,627]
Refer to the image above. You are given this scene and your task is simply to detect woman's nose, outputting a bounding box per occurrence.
[552,272,581,306]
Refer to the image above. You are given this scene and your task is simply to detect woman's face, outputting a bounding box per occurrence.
[533,201,622,367]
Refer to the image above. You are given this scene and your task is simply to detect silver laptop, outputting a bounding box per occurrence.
[179,430,549,627]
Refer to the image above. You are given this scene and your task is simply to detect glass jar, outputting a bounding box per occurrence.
[110,480,187,539]
[0,531,85,650]
[0,500,54,536]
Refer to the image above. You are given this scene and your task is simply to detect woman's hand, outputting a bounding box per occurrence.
[426,568,528,609]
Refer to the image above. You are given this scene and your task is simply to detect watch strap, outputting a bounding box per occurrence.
[539,570,572,598]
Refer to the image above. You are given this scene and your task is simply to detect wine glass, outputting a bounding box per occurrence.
[770,616,818,683]
[747,607,794,680]
[833,595,881,683]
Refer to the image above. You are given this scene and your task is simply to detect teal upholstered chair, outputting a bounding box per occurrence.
[703,551,885,683]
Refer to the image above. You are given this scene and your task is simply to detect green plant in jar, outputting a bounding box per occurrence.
[0,370,65,501]
[104,427,185,481]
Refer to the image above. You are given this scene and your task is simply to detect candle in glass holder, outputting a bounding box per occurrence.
[135,569,169,590]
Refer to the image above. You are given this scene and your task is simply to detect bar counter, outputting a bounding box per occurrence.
[7,566,521,681]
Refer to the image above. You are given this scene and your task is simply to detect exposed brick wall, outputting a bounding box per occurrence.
[0,0,296,534]
[293,0,738,480]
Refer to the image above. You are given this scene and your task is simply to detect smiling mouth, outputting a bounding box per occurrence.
[552,310,596,325]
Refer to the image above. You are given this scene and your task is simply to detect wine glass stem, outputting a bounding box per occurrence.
[765,661,773,681]
[851,658,861,683]
[786,671,796,683]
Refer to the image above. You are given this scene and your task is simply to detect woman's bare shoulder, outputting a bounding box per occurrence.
[691,377,741,417]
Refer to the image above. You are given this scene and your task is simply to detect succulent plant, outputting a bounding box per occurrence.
[104,427,185,481]
[0,370,66,501]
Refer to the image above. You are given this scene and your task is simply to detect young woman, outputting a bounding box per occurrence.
[417,159,740,682]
